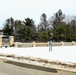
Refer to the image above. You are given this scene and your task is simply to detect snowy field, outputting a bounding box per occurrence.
[0,46,76,63]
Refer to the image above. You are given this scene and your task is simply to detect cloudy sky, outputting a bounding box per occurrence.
[0,0,76,28]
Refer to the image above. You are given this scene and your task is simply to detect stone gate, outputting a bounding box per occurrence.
[0,36,14,48]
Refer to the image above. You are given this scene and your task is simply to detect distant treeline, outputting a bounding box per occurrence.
[2,9,76,42]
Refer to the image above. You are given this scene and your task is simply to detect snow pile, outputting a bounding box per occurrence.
[0,46,76,63]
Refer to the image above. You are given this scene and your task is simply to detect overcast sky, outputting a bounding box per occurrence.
[0,0,76,28]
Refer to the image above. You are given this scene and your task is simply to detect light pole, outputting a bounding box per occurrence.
[49,33,53,52]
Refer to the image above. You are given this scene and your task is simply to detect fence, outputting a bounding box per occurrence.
[0,35,76,48]
[14,41,76,48]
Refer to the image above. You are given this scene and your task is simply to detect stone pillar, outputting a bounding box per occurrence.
[14,42,18,48]
[33,42,36,47]
[9,36,14,46]
[0,36,2,48]
[61,41,64,46]
[72,41,75,45]
[47,41,49,46]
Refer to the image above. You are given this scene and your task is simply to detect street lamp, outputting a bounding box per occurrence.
[49,33,53,52]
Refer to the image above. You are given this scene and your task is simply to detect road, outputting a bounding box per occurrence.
[0,59,76,75]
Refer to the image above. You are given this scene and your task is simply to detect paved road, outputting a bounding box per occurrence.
[0,59,76,75]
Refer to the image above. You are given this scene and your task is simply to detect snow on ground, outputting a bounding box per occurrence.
[0,46,76,63]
